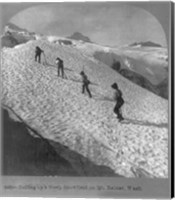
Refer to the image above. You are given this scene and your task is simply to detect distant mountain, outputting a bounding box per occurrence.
[93,50,167,99]
[5,22,29,33]
[67,32,92,43]
[1,35,18,48]
[129,41,162,48]
[2,23,35,48]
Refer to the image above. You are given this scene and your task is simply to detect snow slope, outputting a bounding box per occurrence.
[1,40,168,178]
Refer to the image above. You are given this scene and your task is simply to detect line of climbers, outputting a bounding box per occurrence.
[35,46,125,122]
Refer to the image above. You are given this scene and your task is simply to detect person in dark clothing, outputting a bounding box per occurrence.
[56,57,64,78]
[80,71,92,98]
[111,83,124,121]
[35,46,44,63]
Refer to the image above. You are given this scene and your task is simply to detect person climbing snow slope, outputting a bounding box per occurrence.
[35,46,44,63]
[80,71,92,98]
[56,57,64,78]
[111,82,124,122]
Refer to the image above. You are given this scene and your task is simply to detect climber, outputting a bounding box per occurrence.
[35,46,44,63]
[111,82,124,121]
[80,71,92,98]
[56,57,64,78]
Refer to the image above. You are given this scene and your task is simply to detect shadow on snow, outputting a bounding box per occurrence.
[121,118,168,128]
[2,107,123,177]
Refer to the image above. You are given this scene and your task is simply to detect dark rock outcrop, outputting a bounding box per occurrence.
[129,41,162,48]
[94,51,124,67]
[156,78,168,99]
[119,68,156,92]
[56,39,72,45]
[119,69,168,99]
[67,32,92,43]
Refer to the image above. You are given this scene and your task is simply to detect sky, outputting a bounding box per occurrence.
[9,3,167,47]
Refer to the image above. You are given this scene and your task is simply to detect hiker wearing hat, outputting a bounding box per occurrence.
[80,71,92,98]
[56,57,64,78]
[111,83,124,121]
[35,46,44,63]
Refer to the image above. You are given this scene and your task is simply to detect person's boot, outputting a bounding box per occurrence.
[118,116,124,122]
[118,118,122,122]
[87,90,92,98]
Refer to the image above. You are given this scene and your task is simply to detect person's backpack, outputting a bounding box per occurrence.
[84,75,90,85]
[56,59,59,64]
[36,47,43,54]
[58,59,63,67]
[56,58,60,64]
[86,79,90,85]
[116,89,124,106]
[56,58,63,67]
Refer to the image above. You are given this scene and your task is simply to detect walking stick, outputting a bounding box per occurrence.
[83,65,85,73]
[64,71,68,79]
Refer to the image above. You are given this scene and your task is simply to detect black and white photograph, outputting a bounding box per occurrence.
[0,1,172,198]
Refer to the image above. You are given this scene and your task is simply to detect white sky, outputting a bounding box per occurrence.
[10,3,167,47]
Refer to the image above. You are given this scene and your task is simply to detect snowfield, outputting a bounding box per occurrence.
[1,40,168,178]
